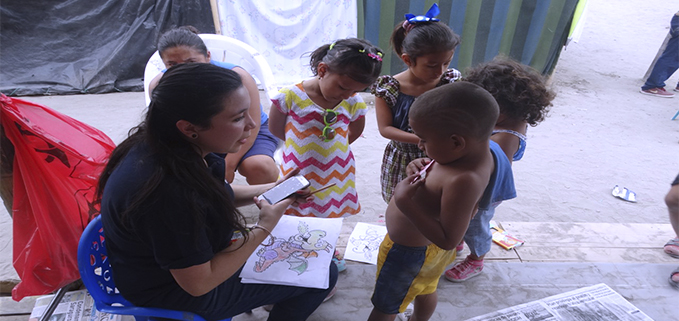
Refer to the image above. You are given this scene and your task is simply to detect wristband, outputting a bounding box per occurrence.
[251,224,272,237]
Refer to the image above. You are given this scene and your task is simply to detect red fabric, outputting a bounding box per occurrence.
[0,94,115,301]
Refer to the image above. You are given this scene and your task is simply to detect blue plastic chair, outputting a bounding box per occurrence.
[77,215,231,321]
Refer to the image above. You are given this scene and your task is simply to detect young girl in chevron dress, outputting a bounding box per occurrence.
[268,38,383,271]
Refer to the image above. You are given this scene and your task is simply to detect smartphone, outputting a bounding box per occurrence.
[257,175,310,205]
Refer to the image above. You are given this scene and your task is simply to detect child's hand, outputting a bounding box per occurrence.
[406,158,431,176]
[394,172,424,200]
[393,172,424,215]
[291,189,314,205]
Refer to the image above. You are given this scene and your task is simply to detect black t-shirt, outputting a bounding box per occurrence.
[100,144,235,306]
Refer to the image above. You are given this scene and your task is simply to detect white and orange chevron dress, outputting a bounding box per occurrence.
[271,83,366,218]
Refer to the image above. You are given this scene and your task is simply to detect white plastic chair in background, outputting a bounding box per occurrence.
[143,34,278,106]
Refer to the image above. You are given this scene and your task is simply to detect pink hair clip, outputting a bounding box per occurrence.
[359,49,383,62]
[367,53,383,62]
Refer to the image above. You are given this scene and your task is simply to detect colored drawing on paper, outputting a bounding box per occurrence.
[254,221,333,275]
[240,215,342,289]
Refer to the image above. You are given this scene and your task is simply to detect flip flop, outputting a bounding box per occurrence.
[669,267,679,290]
[612,185,637,202]
[664,238,679,258]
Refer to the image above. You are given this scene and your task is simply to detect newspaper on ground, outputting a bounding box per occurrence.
[29,289,121,321]
[465,283,653,321]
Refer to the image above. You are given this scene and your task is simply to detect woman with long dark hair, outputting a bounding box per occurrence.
[98,63,337,321]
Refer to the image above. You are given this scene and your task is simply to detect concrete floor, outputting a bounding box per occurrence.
[2,1,679,319]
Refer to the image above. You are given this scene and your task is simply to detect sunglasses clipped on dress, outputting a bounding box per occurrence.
[319,109,338,142]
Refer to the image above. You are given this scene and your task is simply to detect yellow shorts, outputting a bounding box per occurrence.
[371,234,456,314]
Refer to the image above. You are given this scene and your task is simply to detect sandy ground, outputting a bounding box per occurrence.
[1,0,678,304]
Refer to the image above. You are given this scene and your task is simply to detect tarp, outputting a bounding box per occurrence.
[0,0,215,96]
[215,0,357,88]
[2,0,580,95]
[358,0,580,76]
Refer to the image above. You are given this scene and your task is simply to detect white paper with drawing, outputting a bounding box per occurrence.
[240,215,343,289]
[345,222,387,265]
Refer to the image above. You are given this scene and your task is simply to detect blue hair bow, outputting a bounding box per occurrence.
[405,3,440,23]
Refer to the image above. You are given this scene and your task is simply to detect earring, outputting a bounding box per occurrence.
[191,134,198,139]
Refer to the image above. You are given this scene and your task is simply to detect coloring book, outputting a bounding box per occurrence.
[240,215,343,289]
[344,222,387,265]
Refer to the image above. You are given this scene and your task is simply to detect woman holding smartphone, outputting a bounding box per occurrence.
[97,63,337,321]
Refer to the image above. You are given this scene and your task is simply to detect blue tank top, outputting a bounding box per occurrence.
[478,140,516,210]
[491,129,527,161]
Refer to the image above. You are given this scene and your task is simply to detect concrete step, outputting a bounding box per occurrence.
[336,221,677,266]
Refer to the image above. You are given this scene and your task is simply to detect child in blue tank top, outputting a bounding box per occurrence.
[444,56,555,282]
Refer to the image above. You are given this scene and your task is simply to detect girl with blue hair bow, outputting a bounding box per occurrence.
[370,3,462,205]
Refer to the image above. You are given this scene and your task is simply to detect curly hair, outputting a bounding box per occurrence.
[463,56,555,126]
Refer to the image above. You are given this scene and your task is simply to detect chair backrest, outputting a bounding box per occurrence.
[143,34,278,106]
[77,215,224,321]
[77,215,132,307]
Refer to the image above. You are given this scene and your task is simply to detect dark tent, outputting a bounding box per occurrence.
[0,0,215,96]
[1,0,579,95]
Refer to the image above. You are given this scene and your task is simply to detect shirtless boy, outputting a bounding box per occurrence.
[368,82,507,321]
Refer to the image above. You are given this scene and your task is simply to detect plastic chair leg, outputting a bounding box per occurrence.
[672,110,679,120]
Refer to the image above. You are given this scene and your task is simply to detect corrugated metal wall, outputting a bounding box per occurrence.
[358,0,579,76]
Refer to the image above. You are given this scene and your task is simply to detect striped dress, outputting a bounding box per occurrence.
[271,83,366,218]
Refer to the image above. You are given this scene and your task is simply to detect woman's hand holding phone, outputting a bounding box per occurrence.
[253,168,312,230]
[253,196,293,231]
[277,168,312,203]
